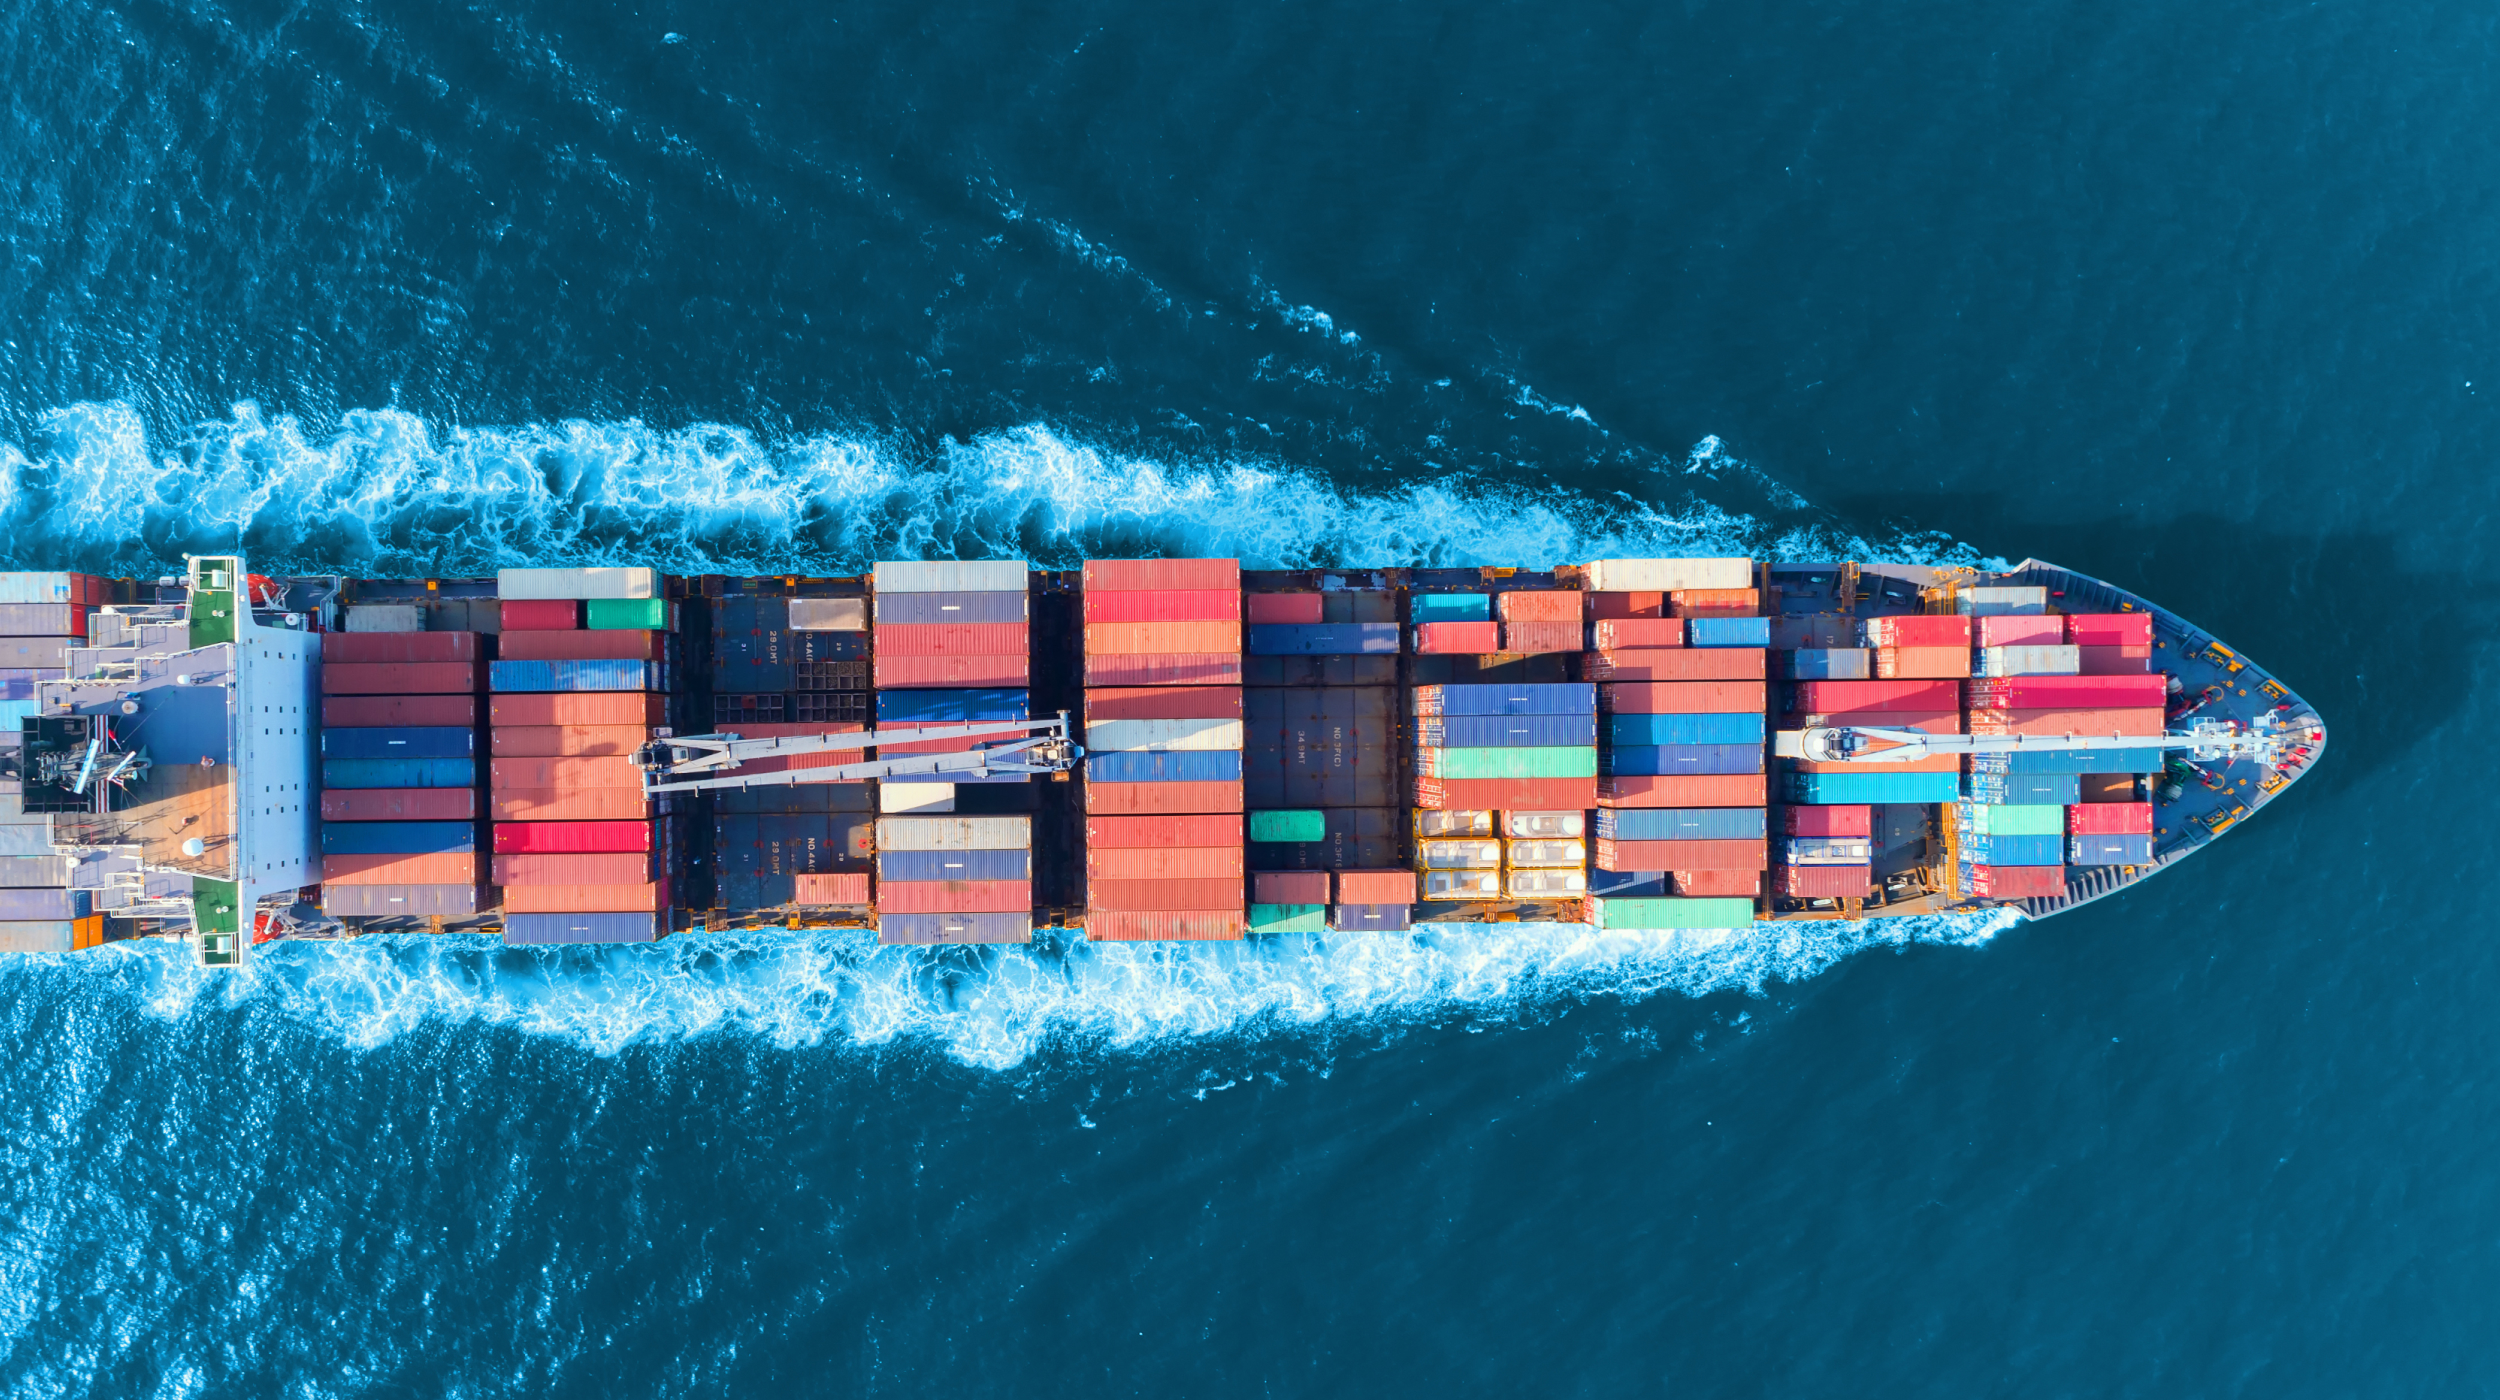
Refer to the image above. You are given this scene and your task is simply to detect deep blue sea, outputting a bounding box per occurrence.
[0,0,2492,1393]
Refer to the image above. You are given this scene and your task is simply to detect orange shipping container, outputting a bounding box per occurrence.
[1084,779,1245,815]
[1086,846,1245,880]
[1495,591,1584,622]
[1598,680,1766,714]
[491,756,645,789]
[1501,620,1581,654]
[1336,869,1418,904]
[1083,653,1246,686]
[1085,910,1246,941]
[1965,707,2165,737]
[491,789,655,822]
[872,623,1031,656]
[1674,869,1762,897]
[1669,588,1759,616]
[1874,646,1972,679]
[1083,621,1244,655]
[322,852,478,885]
[503,881,670,914]
[491,692,669,727]
[795,873,871,905]
[1087,878,1246,912]
[1583,649,1767,682]
[880,881,1032,914]
[1587,592,1665,619]
[490,725,655,758]
[1596,838,1767,872]
[1596,773,1768,808]
[1085,813,1245,848]
[493,852,655,886]
[1591,618,1683,649]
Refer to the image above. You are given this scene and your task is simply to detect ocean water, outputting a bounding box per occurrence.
[0,0,2494,1394]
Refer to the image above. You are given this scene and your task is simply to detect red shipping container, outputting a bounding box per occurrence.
[1086,813,1244,847]
[1087,878,1245,912]
[2065,612,2154,647]
[1977,614,2065,648]
[1336,869,1418,904]
[881,880,1033,914]
[1082,686,1243,721]
[795,873,872,905]
[490,692,668,726]
[1086,910,1245,941]
[321,632,479,663]
[497,630,668,661]
[1591,618,1684,649]
[1587,592,1665,620]
[875,622,1032,657]
[2078,774,2139,803]
[320,788,478,821]
[1584,649,1766,683]
[1964,675,2166,708]
[1674,869,1762,897]
[1083,559,1240,592]
[1244,593,1323,624]
[1414,621,1501,654]
[873,653,1029,688]
[1965,707,2163,737]
[1598,838,1766,872]
[1874,646,1971,679]
[492,820,655,854]
[492,852,657,886]
[325,694,478,728]
[1085,779,1245,815]
[1787,680,1959,715]
[1597,680,1765,714]
[1083,653,1244,687]
[501,600,582,630]
[490,789,655,822]
[2067,802,2155,835]
[1502,620,1581,654]
[1082,589,1239,623]
[1962,864,2067,899]
[1252,871,1330,904]
[871,721,1011,758]
[1083,621,1241,655]
[490,725,654,758]
[2077,645,2154,674]
[1087,846,1244,880]
[490,756,644,789]
[1781,865,1872,898]
[1598,774,1768,808]
[724,722,869,775]
[1414,777,1599,810]
[321,661,479,695]
[1496,591,1583,622]
[323,852,479,885]
[1860,614,1972,647]
[504,881,671,914]
[1669,588,1759,617]
[1785,804,1871,837]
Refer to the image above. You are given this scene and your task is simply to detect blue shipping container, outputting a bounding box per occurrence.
[1785,770,1963,805]
[1088,749,1245,784]
[1957,833,2063,866]
[505,912,662,944]
[1597,807,1768,841]
[1588,869,1673,898]
[2070,833,2156,865]
[319,821,477,855]
[1966,748,2166,776]
[879,849,1032,882]
[1415,714,1599,747]
[1246,623,1401,655]
[320,758,476,789]
[1602,744,1764,777]
[1781,648,1871,680]
[1688,616,1772,648]
[1607,712,1767,746]
[1410,593,1492,622]
[0,669,45,700]
[1413,683,1598,716]
[1962,773,2085,804]
[875,591,1029,625]
[1331,903,1414,931]
[875,688,1030,723]
[489,659,664,692]
[320,726,475,759]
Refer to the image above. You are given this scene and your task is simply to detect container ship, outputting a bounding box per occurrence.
[0,554,2323,965]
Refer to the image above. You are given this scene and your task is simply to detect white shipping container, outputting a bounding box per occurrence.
[876,815,1033,851]
[1786,837,1874,865]
[1505,869,1588,899]
[1503,810,1586,839]
[1954,585,2048,616]
[343,604,425,633]
[496,567,661,600]
[1976,644,2081,676]
[1423,869,1503,899]
[1504,838,1588,868]
[1417,839,1503,869]
[880,783,957,814]
[1583,557,1753,592]
[0,573,78,605]
[1415,809,1495,838]
[1083,718,1245,753]
[788,597,868,631]
[0,920,73,952]
[871,561,1029,594]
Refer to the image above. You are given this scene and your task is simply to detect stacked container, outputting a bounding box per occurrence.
[487,568,674,944]
[1408,592,1498,656]
[710,591,873,752]
[318,600,486,922]
[1496,589,1582,655]
[1861,612,1973,680]
[872,561,1031,817]
[876,815,1033,943]
[2066,611,2156,674]
[0,573,107,949]
[1083,560,1245,941]
[707,584,876,916]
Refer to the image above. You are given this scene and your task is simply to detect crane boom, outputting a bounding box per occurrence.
[633,714,1085,795]
[1778,712,2318,768]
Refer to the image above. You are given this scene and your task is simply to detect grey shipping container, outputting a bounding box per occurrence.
[875,816,1033,851]
[0,639,71,669]
[713,814,872,874]
[505,911,663,943]
[1241,654,1399,687]
[320,884,485,917]
[879,848,1031,882]
[1766,615,1859,650]
[0,856,69,887]
[1331,903,1413,931]
[344,604,426,633]
[788,597,868,631]
[0,920,73,952]
[873,591,1029,624]
[0,605,83,636]
[877,911,1033,944]
[497,567,661,600]
[871,561,1028,594]
[714,784,875,814]
[0,888,89,920]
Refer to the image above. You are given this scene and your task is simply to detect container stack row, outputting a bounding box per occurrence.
[0,573,108,949]
[1081,559,1246,941]
[1241,583,1404,934]
[874,561,1034,943]
[704,583,875,917]
[317,600,487,922]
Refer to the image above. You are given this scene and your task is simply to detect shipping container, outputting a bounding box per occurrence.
[1085,779,1248,815]
[1244,654,1399,686]
[1781,864,1873,897]
[1248,809,1326,843]
[489,756,644,790]
[1503,868,1588,899]
[1591,896,1755,930]
[1416,838,1503,870]
[1597,807,1766,841]
[1241,686,1396,806]
[1080,589,1238,623]
[1606,712,1765,746]
[2069,833,2156,864]
[500,599,581,630]
[1586,592,1665,620]
[1409,683,1596,716]
[1082,653,1245,686]
[2066,612,2156,647]
[1496,591,1584,622]
[1247,808,1402,870]
[1412,621,1502,654]
[1955,802,2065,836]
[323,852,479,885]
[1086,845,1243,881]
[489,790,656,822]
[1085,812,1243,848]
[1687,616,1771,648]
[318,788,476,822]
[1582,559,1752,592]
[1596,680,1765,713]
[1963,674,2169,708]
[1673,869,1762,897]
[788,598,869,631]
[1410,593,1491,622]
[498,567,660,600]
[316,819,476,855]
[2076,645,2154,674]
[1337,869,1419,903]
[1583,647,1776,688]
[1252,871,1330,905]
[793,872,872,904]
[1243,593,1324,624]
[1781,648,1871,681]
[1081,622,1240,658]
[880,849,1030,882]
[1590,618,1685,650]
[0,572,102,605]
[1248,903,1328,933]
[1977,615,2065,648]
[493,852,658,886]
[1083,910,1244,941]
[322,661,480,695]
[1245,623,1400,655]
[2078,773,2143,803]
[1783,836,1873,865]
[1965,707,2165,737]
[489,659,664,692]
[1601,745,1762,777]
[2068,801,2155,835]
[491,697,664,735]
[1087,877,1243,912]
[1083,718,1245,754]
[875,911,1033,944]
[491,820,655,854]
[1421,869,1503,899]
[1500,620,1582,654]
[1784,771,1961,804]
[585,598,670,630]
[321,632,478,663]
[876,815,1032,851]
[1966,749,2164,778]
[1080,686,1241,723]
[1859,614,1973,648]
[882,880,1034,914]
[1955,585,2048,616]
[1597,838,1766,871]
[1081,558,1238,592]
[1415,747,1597,780]
[1415,810,1495,837]
[1595,773,1768,808]
[0,889,86,921]
[0,604,85,636]
[1957,864,2067,899]
[505,881,671,914]
[0,856,67,887]
[1961,773,2086,805]
[497,630,669,661]
[866,562,1026,595]
[1769,617,1862,649]
[1958,833,2063,866]
[320,726,474,759]
[1330,904,1414,932]
[1413,776,1600,810]
[320,758,475,790]
[1786,679,1960,715]
[489,725,654,758]
[1784,804,1871,837]
[1502,810,1586,838]
[1874,646,1972,679]
[876,622,1032,658]
[0,639,68,669]
[873,654,1030,688]
[1089,750,1244,784]
[1975,645,2081,677]
[1504,838,1586,868]
[1669,587,1760,617]
[321,884,485,917]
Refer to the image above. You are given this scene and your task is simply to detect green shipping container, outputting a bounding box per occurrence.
[1595,897,1756,931]
[1248,903,1328,933]
[1955,802,2063,836]
[1248,810,1326,843]
[1420,746,1599,780]
[586,597,670,630]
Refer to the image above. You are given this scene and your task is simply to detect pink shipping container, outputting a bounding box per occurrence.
[1082,653,1245,687]
[868,622,1030,656]
[1675,869,1762,897]
[493,852,658,886]
[1086,846,1244,880]
[493,821,655,854]
[1083,621,1242,654]
[1414,621,1500,654]
[2077,645,2154,674]
[1787,680,1960,715]
[1584,649,1766,683]
[321,661,479,695]
[1598,680,1765,714]
[1781,865,1872,898]
[1086,910,1246,941]
[490,725,654,758]
[320,788,478,821]
[881,880,1033,914]
[490,756,644,790]
[490,790,656,822]
[501,600,582,630]
[1964,674,2166,707]
[1082,589,1239,623]
[1860,615,1972,647]
[2065,613,2155,647]
[1786,804,1871,837]
[323,852,479,885]
[1587,592,1665,619]
[1336,869,1418,904]
[1874,646,1971,679]
[1414,777,1599,810]
[325,695,478,728]
[1086,813,1244,848]
[491,693,668,726]
[795,873,872,905]
[1083,559,1241,592]
[505,881,671,914]
[2067,802,2155,835]
[1977,614,2065,648]
[874,653,1029,688]
[1082,686,1243,721]
[1597,838,1767,872]
[1085,780,1246,815]
[1963,865,2067,899]
[1496,591,1583,622]
[498,630,668,661]
[1501,620,1581,654]
[1669,588,1758,616]
[1252,871,1330,904]
[1965,707,2164,737]
[1591,618,1684,649]
[321,632,479,663]
[1088,878,1245,912]
[1244,593,1323,624]
[1597,774,1767,807]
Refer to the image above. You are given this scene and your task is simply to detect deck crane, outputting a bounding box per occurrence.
[1778,709,2324,771]
[633,714,1085,796]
